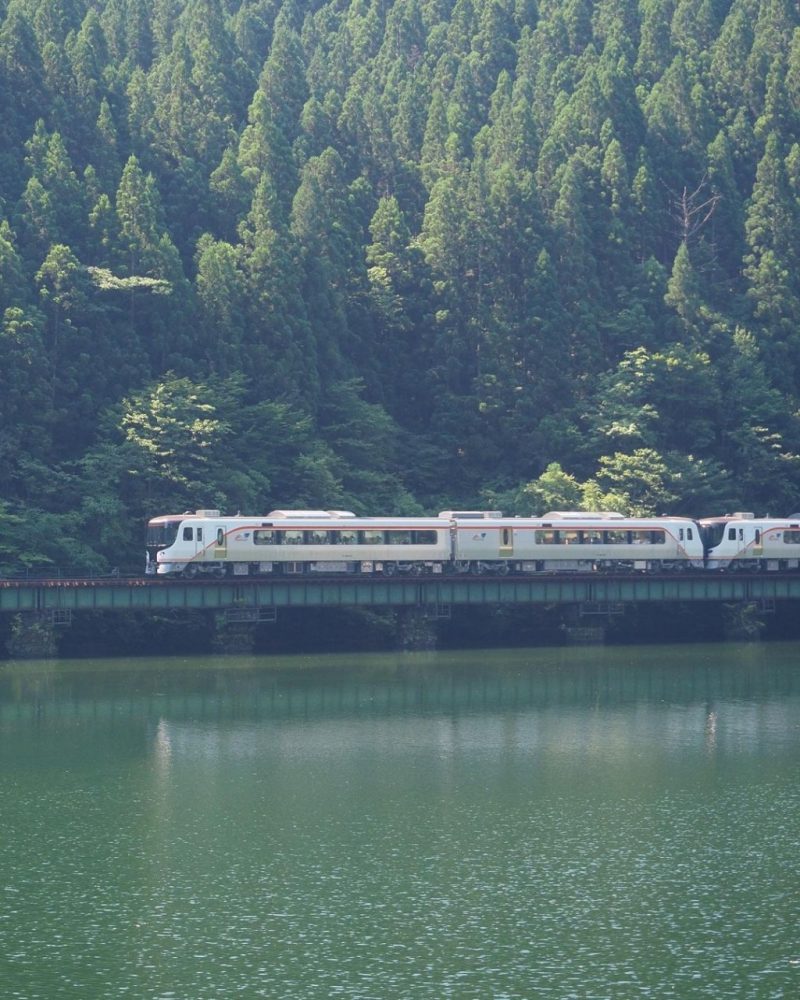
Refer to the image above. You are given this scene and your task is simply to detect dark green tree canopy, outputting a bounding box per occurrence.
[1,0,800,572]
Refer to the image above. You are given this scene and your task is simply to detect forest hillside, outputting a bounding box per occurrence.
[2,0,800,573]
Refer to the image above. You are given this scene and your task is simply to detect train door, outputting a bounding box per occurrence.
[213,524,227,560]
[727,524,744,557]
[180,522,203,561]
[500,525,514,557]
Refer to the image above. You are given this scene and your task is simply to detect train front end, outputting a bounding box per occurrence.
[145,514,185,575]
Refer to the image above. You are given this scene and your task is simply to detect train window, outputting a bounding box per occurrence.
[630,530,663,545]
[360,529,384,545]
[687,528,693,540]
[309,529,331,544]
[679,528,684,541]
[728,527,737,540]
[413,531,438,544]
[216,528,224,546]
[535,530,559,544]
[197,528,203,541]
[784,531,800,543]
[562,530,582,545]
[284,530,304,545]
[387,530,412,544]
[253,529,275,545]
[183,526,193,541]
[755,529,761,544]
[337,529,358,545]
[605,530,627,544]
[146,520,181,547]
[584,530,603,544]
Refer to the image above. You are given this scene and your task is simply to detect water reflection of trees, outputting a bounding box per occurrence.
[1,652,797,726]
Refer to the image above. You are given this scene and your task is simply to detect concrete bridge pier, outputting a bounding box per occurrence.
[397,607,439,650]
[563,622,607,645]
[559,603,609,645]
[211,612,258,654]
[210,605,280,653]
[6,611,64,659]
[721,601,767,641]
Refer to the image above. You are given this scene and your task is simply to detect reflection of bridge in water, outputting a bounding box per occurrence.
[2,650,797,726]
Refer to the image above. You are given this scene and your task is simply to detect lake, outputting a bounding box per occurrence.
[1,643,799,998]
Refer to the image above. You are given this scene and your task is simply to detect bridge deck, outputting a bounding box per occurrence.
[1,573,799,613]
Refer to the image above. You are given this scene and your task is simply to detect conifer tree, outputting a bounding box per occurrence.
[743,132,800,385]
[243,174,318,408]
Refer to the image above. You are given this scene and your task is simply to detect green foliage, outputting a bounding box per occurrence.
[518,462,584,515]
[1,0,800,577]
[0,499,107,575]
[119,373,236,511]
[515,450,735,519]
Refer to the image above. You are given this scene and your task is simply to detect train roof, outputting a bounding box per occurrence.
[148,509,706,527]
[540,510,624,519]
[700,513,800,524]
[147,512,206,524]
[450,513,699,526]
[254,516,445,526]
[438,510,502,519]
[268,509,356,518]
[147,511,447,526]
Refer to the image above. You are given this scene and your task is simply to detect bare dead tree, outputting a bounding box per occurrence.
[666,174,721,247]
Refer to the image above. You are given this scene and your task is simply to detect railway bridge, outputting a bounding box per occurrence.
[0,571,797,656]
[1,571,800,615]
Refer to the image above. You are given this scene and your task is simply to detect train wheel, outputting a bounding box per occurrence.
[383,561,398,576]
[183,564,198,578]
[470,562,485,575]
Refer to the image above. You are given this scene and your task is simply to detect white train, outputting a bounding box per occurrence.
[145,508,730,577]
[701,513,800,570]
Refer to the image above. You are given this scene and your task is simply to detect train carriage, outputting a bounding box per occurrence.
[450,511,705,573]
[702,512,800,570]
[147,509,451,577]
[149,505,778,579]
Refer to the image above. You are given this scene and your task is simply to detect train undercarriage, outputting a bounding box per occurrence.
[168,557,712,578]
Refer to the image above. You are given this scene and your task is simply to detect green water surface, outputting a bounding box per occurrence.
[1,644,798,998]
